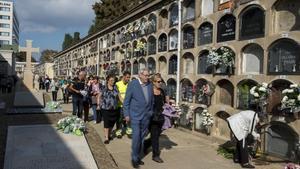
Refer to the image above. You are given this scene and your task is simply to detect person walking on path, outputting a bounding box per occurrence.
[123,68,154,168]
[50,78,59,101]
[144,73,165,163]
[62,81,70,104]
[45,76,51,92]
[91,76,103,123]
[101,74,121,144]
[227,110,261,168]
[115,71,131,138]
[68,71,87,118]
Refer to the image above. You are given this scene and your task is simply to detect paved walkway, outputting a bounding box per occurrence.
[60,101,284,169]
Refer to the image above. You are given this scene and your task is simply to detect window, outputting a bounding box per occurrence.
[0,40,9,45]
[0,15,10,20]
[0,23,9,28]
[0,7,10,12]
[0,32,9,36]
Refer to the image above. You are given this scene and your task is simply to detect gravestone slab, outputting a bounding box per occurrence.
[4,125,98,169]
[13,91,44,108]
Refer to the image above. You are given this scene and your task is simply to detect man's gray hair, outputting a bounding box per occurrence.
[139,68,149,74]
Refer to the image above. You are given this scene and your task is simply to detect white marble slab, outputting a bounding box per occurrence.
[4,125,98,169]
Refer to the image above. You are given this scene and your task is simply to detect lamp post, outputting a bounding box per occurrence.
[176,0,183,106]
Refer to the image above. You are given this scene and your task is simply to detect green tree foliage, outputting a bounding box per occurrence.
[89,0,146,35]
[62,33,74,50]
[39,49,58,63]
[73,32,80,43]
[15,52,37,62]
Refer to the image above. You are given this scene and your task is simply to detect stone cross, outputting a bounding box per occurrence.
[19,40,39,90]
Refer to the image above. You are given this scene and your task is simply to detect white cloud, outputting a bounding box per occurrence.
[15,0,98,33]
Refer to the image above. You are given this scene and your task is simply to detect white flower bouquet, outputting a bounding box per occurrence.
[281,84,300,111]
[250,82,270,101]
[207,47,235,67]
[57,116,86,136]
[202,109,214,127]
[44,101,62,112]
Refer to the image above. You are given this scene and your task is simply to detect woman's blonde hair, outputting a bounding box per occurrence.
[151,73,161,82]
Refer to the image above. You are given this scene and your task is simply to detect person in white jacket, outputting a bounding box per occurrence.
[227,110,260,168]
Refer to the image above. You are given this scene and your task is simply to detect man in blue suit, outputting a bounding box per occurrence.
[123,68,154,168]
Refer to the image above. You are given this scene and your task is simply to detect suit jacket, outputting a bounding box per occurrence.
[123,79,154,121]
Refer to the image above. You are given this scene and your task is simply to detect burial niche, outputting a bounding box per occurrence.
[266,122,299,161]
[133,60,138,75]
[170,4,179,27]
[273,0,300,33]
[214,111,231,139]
[239,5,265,40]
[147,57,156,74]
[268,38,300,75]
[242,43,263,74]
[169,55,178,75]
[182,52,194,74]
[148,36,157,55]
[198,50,213,74]
[158,33,168,52]
[181,79,194,103]
[198,22,213,46]
[167,78,177,99]
[201,0,214,16]
[217,79,234,107]
[183,25,195,49]
[158,56,167,74]
[217,14,236,42]
[237,80,258,110]
[169,29,178,50]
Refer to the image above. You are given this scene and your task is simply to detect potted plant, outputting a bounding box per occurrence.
[281,84,300,115]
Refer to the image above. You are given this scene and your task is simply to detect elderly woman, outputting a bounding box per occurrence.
[227,110,260,168]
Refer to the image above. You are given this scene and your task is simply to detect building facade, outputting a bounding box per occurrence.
[53,0,300,160]
[0,0,19,46]
[34,62,54,79]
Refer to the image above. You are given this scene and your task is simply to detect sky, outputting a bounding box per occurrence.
[14,0,98,60]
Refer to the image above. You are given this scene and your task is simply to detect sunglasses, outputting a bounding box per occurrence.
[155,81,162,83]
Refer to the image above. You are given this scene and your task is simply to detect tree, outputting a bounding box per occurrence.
[88,0,145,35]
[62,33,73,50]
[15,52,37,62]
[40,49,58,63]
[73,32,80,44]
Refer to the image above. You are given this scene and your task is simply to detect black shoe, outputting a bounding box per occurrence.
[109,136,113,141]
[131,160,140,168]
[242,164,255,168]
[104,140,109,144]
[152,156,164,163]
[117,135,122,139]
[138,160,144,165]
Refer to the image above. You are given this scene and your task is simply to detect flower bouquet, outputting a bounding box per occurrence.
[250,82,269,102]
[281,84,300,113]
[135,40,145,52]
[207,47,234,74]
[44,101,62,112]
[57,116,86,136]
[202,109,213,134]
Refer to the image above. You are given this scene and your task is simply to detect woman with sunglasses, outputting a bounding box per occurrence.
[144,73,165,163]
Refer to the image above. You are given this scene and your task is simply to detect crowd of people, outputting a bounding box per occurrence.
[57,68,172,168]
[46,68,261,169]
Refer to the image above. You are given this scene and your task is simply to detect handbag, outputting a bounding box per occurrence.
[246,113,257,145]
[91,95,98,105]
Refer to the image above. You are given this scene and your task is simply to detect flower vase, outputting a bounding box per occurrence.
[205,125,211,135]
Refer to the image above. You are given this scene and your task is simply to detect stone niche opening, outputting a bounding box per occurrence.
[167,78,176,100]
[242,43,264,74]
[194,107,207,133]
[214,111,231,139]
[216,79,234,107]
[195,79,211,105]
[158,56,167,74]
[180,79,194,103]
[266,121,299,161]
[273,0,300,33]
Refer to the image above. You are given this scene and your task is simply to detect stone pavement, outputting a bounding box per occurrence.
[60,102,284,169]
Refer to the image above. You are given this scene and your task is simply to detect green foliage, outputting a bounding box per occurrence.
[62,33,73,50]
[40,49,58,63]
[217,146,235,159]
[15,52,37,62]
[89,0,147,35]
